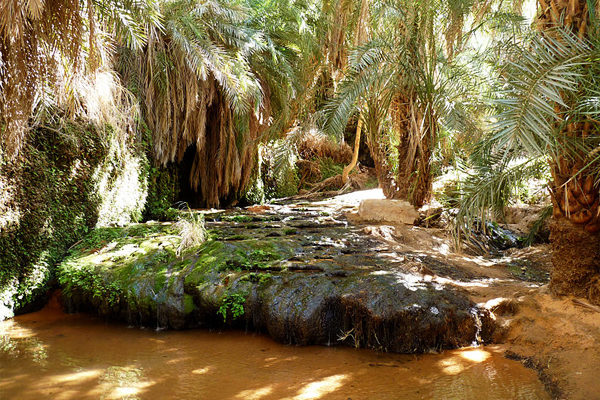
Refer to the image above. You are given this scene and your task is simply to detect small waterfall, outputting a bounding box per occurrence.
[470,307,483,347]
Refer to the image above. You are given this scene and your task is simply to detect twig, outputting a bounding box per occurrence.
[572,298,600,313]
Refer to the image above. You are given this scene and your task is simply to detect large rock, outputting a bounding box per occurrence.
[358,199,418,225]
[57,208,493,353]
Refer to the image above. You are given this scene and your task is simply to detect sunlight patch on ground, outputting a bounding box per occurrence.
[438,348,491,376]
[98,365,152,400]
[47,369,104,384]
[438,358,465,375]
[459,349,491,363]
[370,269,517,292]
[314,189,385,208]
[235,385,274,400]
[290,374,349,400]
[0,320,35,339]
[263,355,299,368]
[192,366,212,375]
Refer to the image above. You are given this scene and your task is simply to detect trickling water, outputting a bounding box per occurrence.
[0,307,550,400]
[470,307,483,347]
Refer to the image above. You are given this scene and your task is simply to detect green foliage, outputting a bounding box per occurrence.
[454,156,549,239]
[283,228,297,235]
[319,158,344,181]
[455,28,600,240]
[57,264,122,307]
[240,164,266,205]
[222,215,253,223]
[0,123,106,315]
[251,141,300,200]
[522,205,553,246]
[0,119,154,317]
[217,292,247,322]
[224,248,279,271]
[141,123,179,221]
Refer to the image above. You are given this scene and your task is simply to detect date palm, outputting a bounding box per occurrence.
[457,2,600,303]
[536,0,600,302]
[0,0,161,158]
[325,0,488,206]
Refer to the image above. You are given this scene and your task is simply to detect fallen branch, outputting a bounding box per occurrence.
[572,298,600,313]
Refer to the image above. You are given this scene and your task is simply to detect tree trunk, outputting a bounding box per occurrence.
[539,0,600,304]
[341,0,369,184]
[549,219,600,304]
[388,95,434,207]
[342,118,362,184]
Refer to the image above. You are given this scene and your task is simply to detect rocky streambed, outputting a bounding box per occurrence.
[57,196,496,353]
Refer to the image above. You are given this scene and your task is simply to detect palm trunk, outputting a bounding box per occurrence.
[365,130,398,198]
[540,0,600,304]
[379,95,434,207]
[341,118,362,183]
[341,0,370,184]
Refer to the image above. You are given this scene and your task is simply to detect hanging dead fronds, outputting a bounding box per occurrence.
[0,0,84,158]
[0,0,160,159]
[136,0,270,208]
[296,131,352,164]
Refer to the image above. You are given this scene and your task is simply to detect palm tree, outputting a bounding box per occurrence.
[456,3,600,304]
[325,0,486,207]
[535,1,600,302]
[0,0,160,158]
[117,0,309,208]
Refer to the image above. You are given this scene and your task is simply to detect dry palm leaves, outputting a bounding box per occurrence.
[0,0,83,158]
[137,0,269,208]
[0,0,159,158]
[296,131,352,165]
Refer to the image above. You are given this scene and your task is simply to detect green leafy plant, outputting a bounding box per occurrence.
[217,292,247,322]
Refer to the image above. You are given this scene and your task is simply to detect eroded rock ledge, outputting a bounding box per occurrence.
[57,203,494,353]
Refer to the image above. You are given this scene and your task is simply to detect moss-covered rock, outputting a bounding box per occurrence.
[0,122,151,319]
[57,211,494,353]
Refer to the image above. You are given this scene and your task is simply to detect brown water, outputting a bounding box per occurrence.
[0,307,549,400]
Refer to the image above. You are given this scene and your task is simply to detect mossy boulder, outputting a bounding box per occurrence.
[57,218,493,353]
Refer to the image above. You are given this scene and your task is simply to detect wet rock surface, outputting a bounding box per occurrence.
[57,197,496,353]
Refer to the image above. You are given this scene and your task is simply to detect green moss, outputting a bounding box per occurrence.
[240,272,273,285]
[222,215,253,223]
[223,234,251,241]
[55,220,297,323]
[0,124,106,316]
[140,120,179,221]
[0,117,156,318]
[240,161,265,205]
[183,294,196,314]
[505,260,549,283]
[55,222,185,312]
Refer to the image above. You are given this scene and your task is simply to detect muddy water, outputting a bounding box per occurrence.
[0,307,548,400]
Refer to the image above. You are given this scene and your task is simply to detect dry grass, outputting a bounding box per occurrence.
[296,131,352,164]
[175,211,206,256]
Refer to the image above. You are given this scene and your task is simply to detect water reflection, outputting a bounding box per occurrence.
[0,307,549,400]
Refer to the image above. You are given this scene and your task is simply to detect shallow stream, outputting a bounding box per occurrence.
[0,305,549,400]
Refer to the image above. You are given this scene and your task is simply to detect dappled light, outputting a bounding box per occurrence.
[291,374,350,400]
[459,349,491,363]
[2,0,600,398]
[235,385,274,400]
[0,309,550,400]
